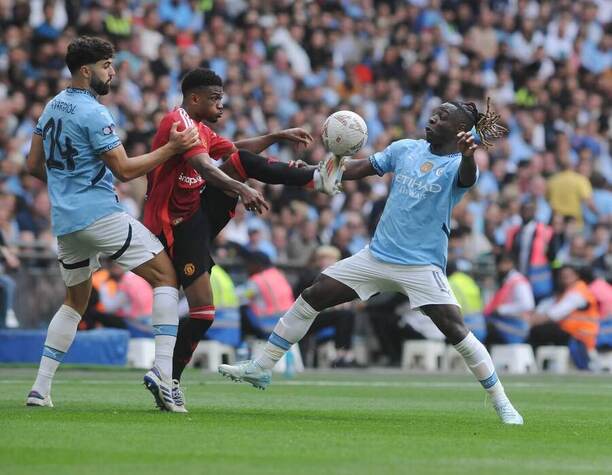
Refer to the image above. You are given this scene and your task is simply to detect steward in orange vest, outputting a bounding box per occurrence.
[529,266,600,369]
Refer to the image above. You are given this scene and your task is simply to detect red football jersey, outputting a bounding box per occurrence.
[143,108,236,247]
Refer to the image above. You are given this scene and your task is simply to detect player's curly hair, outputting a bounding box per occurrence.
[65,36,114,74]
[452,98,508,148]
[181,68,223,96]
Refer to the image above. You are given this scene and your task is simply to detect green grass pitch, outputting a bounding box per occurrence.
[1,367,611,474]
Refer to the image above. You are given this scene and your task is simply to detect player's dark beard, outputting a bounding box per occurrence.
[90,74,110,95]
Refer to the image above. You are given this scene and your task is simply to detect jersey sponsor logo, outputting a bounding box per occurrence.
[184,263,196,276]
[420,161,433,174]
[177,172,204,186]
[394,173,442,199]
[435,167,444,176]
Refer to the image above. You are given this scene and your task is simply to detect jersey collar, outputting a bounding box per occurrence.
[66,87,96,98]
[428,143,461,159]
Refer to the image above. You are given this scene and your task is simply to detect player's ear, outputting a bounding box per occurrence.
[79,64,91,80]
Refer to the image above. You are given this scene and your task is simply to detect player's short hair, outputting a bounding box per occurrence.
[181,68,223,96]
[65,36,114,73]
[450,97,508,148]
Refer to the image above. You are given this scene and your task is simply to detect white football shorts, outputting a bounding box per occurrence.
[322,247,459,309]
[56,212,164,287]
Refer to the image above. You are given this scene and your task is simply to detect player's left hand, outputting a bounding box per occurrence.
[457,131,477,157]
[277,128,314,148]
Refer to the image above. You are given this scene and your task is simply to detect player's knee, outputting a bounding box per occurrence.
[302,284,328,312]
[63,297,87,316]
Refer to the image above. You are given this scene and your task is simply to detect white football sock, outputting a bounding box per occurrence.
[152,286,179,378]
[255,296,319,370]
[454,332,507,403]
[32,304,81,396]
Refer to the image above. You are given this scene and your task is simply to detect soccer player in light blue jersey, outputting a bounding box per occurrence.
[24,37,200,412]
[220,99,524,425]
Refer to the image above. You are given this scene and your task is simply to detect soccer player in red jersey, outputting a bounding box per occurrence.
[144,68,342,410]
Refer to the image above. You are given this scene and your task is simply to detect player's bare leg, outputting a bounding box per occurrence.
[132,251,182,412]
[27,278,92,407]
[218,275,358,388]
[421,304,523,425]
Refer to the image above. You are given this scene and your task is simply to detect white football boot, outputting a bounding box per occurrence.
[143,366,181,412]
[25,390,53,407]
[218,360,272,390]
[171,379,188,413]
[315,154,346,195]
[493,398,524,425]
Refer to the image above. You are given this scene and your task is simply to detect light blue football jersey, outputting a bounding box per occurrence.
[368,139,478,270]
[34,88,123,236]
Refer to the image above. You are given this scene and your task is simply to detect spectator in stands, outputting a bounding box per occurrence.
[547,143,599,226]
[529,265,600,369]
[505,199,554,301]
[484,254,535,345]
[0,228,19,327]
[82,262,153,332]
[447,261,486,342]
[294,245,358,368]
[238,250,294,339]
[206,265,241,348]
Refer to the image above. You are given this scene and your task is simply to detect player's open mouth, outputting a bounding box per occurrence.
[425,126,434,134]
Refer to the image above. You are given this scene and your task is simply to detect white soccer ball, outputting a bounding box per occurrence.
[321,110,368,157]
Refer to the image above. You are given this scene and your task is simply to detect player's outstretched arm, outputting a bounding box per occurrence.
[101,123,199,182]
[26,134,48,183]
[234,128,313,154]
[189,153,269,214]
[341,158,378,181]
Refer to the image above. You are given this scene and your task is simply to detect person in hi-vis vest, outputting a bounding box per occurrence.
[447,261,486,342]
[528,265,600,369]
[238,251,294,338]
[484,254,535,344]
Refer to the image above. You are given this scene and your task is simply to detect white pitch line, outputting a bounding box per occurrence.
[2,379,612,390]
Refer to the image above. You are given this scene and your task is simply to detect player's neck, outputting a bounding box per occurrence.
[182,104,202,122]
[429,142,459,156]
[70,78,98,98]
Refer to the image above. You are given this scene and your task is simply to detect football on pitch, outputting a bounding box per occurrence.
[322,110,368,157]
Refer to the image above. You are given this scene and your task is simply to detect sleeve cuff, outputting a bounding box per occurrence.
[369,155,385,176]
[95,140,122,155]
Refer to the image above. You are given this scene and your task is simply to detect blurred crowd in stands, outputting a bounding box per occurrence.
[0,0,610,367]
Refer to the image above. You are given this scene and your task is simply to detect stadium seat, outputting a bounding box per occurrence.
[535,346,570,373]
[316,341,337,368]
[401,340,446,372]
[126,337,155,369]
[443,345,469,373]
[190,341,236,371]
[491,344,537,374]
[595,351,612,373]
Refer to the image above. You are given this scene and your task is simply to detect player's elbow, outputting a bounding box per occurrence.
[112,168,132,183]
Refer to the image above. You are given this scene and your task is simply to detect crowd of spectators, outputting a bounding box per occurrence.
[0,0,610,361]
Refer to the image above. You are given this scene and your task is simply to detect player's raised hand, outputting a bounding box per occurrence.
[168,122,200,153]
[277,128,314,148]
[457,131,478,157]
[239,184,269,215]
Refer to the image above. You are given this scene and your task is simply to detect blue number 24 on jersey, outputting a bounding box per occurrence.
[34,88,124,236]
